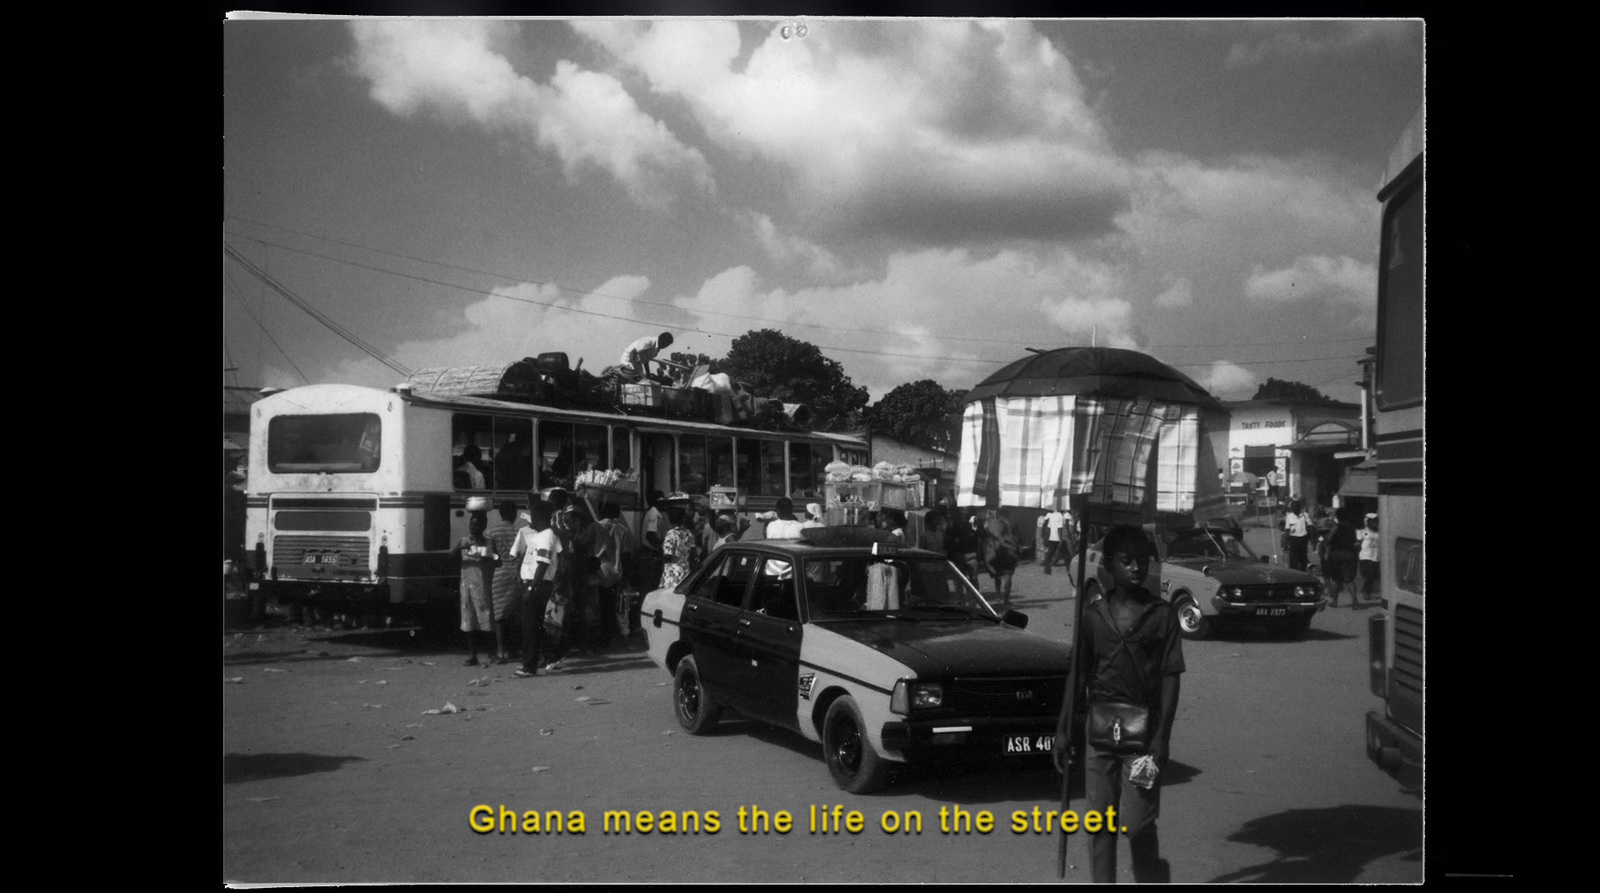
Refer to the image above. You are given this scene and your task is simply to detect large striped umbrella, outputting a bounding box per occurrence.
[956,347,1227,523]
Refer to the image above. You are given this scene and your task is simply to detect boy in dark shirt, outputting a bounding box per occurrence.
[1058,525,1183,883]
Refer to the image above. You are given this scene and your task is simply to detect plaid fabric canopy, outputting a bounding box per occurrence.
[956,395,1211,515]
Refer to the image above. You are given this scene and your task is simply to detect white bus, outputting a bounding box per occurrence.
[242,378,869,622]
[1364,105,1423,782]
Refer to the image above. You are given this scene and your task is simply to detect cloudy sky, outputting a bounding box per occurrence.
[223,17,1422,406]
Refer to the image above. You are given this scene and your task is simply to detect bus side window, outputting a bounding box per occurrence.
[453,414,494,490]
[495,418,533,492]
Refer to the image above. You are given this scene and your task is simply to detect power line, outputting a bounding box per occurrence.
[225,269,312,386]
[223,233,1368,374]
[223,217,1373,354]
[224,243,412,377]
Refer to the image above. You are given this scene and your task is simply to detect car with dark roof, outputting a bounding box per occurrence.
[1069,526,1326,640]
[641,527,1074,792]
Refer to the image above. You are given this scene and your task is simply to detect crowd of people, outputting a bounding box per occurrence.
[452,487,1104,675]
[1279,500,1381,607]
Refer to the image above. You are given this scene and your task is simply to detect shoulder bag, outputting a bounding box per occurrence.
[1086,600,1152,754]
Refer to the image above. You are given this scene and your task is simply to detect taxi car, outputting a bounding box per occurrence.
[641,527,1073,793]
[1069,526,1326,640]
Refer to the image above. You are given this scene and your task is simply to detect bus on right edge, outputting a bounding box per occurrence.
[1365,104,1423,787]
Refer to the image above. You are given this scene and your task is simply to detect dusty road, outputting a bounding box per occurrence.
[223,560,1422,884]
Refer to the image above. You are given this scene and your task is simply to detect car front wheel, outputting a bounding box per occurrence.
[674,655,721,735]
[1174,596,1210,640]
[823,696,890,793]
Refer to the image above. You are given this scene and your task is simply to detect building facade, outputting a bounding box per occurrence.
[1221,399,1362,509]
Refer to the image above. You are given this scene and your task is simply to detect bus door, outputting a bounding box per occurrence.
[639,431,676,497]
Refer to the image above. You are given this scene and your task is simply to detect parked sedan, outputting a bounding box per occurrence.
[641,528,1074,793]
[1069,527,1326,640]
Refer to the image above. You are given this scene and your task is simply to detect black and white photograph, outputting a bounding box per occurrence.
[223,15,1424,884]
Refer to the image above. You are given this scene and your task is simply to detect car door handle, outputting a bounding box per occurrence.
[738,618,752,627]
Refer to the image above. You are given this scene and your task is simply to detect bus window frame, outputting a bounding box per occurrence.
[1374,158,1423,412]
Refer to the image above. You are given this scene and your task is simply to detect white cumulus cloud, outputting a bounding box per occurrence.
[1196,361,1258,398]
[1243,255,1374,305]
[347,20,713,209]
[577,19,1130,245]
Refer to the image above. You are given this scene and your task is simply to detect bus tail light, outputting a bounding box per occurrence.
[1368,611,1387,697]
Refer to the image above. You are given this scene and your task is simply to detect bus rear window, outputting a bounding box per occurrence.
[268,414,381,473]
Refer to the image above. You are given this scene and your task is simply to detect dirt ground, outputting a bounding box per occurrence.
[223,553,1422,885]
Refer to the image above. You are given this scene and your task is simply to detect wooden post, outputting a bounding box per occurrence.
[1056,499,1092,878]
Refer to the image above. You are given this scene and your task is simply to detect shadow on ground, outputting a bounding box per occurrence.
[224,752,368,784]
[1209,804,1422,883]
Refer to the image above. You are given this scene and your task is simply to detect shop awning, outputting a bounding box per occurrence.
[1291,419,1360,452]
[1339,463,1378,498]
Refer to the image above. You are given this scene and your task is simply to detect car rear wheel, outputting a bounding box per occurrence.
[823,696,889,794]
[674,655,721,735]
[1174,596,1210,640]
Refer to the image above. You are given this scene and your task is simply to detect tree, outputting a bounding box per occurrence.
[717,330,869,431]
[1251,377,1338,404]
[867,380,967,451]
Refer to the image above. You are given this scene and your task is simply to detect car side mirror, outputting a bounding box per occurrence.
[1002,609,1028,629]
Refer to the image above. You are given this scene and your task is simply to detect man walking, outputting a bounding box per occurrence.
[1042,507,1067,573]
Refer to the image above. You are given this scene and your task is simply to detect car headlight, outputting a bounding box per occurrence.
[1225,587,1245,600]
[890,680,944,715]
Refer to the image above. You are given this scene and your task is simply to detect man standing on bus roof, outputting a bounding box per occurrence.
[619,331,673,380]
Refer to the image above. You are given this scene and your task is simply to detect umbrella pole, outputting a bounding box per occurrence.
[1057,509,1091,879]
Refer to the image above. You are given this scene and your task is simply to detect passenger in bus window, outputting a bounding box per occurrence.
[495,435,533,492]
[456,510,500,667]
[454,446,486,490]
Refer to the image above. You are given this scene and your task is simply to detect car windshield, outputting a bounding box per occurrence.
[1165,529,1256,561]
[802,556,995,620]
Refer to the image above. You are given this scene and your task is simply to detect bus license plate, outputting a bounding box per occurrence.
[1004,734,1053,755]
[1255,607,1287,617]
[303,554,340,565]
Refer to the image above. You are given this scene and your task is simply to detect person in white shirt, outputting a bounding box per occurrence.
[1042,508,1067,573]
[1356,513,1381,604]
[454,446,486,490]
[1282,499,1312,572]
[619,331,673,380]
[765,497,807,539]
[510,502,563,678]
